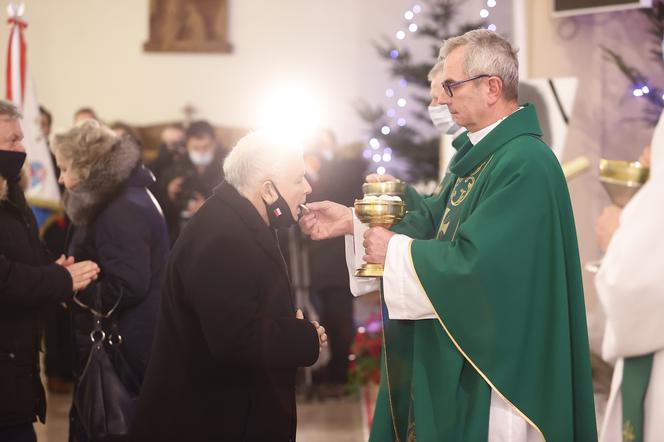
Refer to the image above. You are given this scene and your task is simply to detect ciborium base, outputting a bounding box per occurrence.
[355,263,385,278]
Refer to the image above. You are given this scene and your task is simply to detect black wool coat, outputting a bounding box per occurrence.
[0,180,72,427]
[130,182,320,442]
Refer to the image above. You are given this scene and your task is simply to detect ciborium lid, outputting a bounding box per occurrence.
[362,180,406,196]
[599,159,649,207]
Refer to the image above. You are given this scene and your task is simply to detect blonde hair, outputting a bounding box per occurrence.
[52,120,122,181]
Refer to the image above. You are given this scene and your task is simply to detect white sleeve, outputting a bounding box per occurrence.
[382,234,436,320]
[345,210,379,297]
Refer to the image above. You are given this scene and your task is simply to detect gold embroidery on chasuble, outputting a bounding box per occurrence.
[407,392,416,442]
[623,420,636,442]
[436,156,493,241]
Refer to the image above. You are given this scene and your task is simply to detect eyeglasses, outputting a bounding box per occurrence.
[442,74,492,97]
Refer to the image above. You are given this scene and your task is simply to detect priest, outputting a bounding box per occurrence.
[596,114,664,442]
[300,29,597,441]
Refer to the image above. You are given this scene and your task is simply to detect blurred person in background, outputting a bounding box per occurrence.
[110,121,143,149]
[305,129,366,396]
[52,121,169,442]
[0,100,99,442]
[156,120,225,243]
[147,123,185,182]
[72,107,98,125]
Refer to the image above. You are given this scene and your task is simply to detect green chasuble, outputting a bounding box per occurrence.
[370,104,597,442]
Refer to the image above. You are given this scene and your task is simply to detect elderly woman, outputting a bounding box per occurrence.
[130,131,326,442]
[52,121,169,441]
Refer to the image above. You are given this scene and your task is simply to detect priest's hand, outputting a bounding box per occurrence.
[299,201,353,240]
[366,173,397,183]
[639,145,651,168]
[596,205,622,252]
[363,226,395,265]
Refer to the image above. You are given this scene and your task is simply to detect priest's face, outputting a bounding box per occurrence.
[437,46,491,133]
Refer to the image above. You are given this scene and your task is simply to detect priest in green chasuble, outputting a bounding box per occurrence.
[300,29,597,441]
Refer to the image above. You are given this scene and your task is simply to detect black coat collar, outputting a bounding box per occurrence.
[212,182,289,274]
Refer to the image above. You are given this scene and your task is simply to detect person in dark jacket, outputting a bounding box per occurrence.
[131,131,327,442]
[0,100,99,442]
[146,123,185,182]
[154,120,225,244]
[52,120,170,442]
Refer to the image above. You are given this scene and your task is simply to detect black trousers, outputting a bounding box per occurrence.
[44,303,74,380]
[0,423,36,442]
[315,287,354,384]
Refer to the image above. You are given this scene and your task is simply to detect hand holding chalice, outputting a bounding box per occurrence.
[354,181,407,277]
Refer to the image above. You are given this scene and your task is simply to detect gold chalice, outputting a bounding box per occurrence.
[586,159,650,273]
[354,181,407,277]
[599,159,649,208]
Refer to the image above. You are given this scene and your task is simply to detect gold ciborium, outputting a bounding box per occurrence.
[354,181,407,277]
[599,159,649,208]
[361,180,407,197]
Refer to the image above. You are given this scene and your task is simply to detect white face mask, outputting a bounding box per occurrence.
[428,104,461,134]
[188,150,214,167]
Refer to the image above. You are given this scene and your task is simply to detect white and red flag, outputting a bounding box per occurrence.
[6,2,60,212]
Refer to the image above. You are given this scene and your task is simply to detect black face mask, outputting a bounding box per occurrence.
[0,150,26,182]
[263,183,297,230]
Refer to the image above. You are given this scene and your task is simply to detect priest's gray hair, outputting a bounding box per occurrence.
[223,130,303,198]
[0,100,22,120]
[438,29,519,101]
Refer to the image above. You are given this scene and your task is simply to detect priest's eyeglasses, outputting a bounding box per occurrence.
[442,74,492,97]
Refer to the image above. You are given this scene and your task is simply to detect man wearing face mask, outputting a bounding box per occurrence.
[0,100,100,442]
[365,62,466,194]
[131,130,327,442]
[156,120,225,243]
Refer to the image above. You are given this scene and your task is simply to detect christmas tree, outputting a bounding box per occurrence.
[356,0,484,181]
[602,1,664,126]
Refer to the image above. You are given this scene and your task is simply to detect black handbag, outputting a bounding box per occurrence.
[73,287,141,440]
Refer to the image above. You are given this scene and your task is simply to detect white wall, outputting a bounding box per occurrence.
[0,0,459,145]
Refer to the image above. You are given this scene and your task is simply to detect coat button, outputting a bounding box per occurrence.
[8,353,15,359]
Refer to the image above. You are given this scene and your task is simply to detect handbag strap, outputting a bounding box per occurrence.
[73,284,124,345]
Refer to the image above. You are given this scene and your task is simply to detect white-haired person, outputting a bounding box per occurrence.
[130,131,327,442]
[52,120,169,441]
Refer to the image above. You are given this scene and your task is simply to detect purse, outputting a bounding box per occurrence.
[73,287,141,440]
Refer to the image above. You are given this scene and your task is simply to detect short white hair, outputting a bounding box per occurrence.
[223,131,303,198]
[438,29,519,101]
